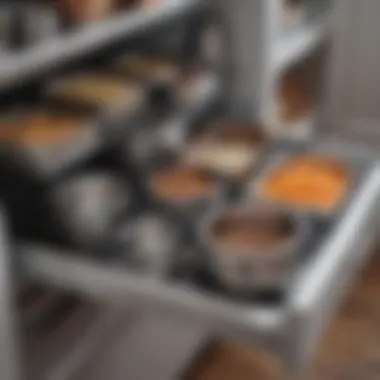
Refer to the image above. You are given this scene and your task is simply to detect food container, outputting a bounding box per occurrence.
[51,171,133,250]
[202,203,309,292]
[147,163,223,222]
[251,152,350,216]
[46,72,145,131]
[184,122,268,184]
[0,104,102,178]
[57,0,113,25]
[113,211,183,277]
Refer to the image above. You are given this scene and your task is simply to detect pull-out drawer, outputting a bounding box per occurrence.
[17,162,380,377]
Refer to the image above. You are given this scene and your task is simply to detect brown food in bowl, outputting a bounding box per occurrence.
[114,55,179,82]
[151,166,214,201]
[257,155,349,211]
[211,209,295,255]
[0,110,87,146]
[51,74,134,105]
[208,124,264,147]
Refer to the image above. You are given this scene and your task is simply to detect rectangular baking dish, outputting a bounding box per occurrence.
[249,146,367,218]
[45,73,146,136]
[0,102,103,178]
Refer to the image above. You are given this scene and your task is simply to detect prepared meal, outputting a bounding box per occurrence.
[151,166,215,201]
[0,109,88,147]
[113,55,180,83]
[210,208,297,255]
[185,124,264,178]
[50,74,137,106]
[256,155,349,212]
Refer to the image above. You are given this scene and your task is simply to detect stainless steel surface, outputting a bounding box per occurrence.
[0,0,203,90]
[17,160,380,377]
[19,245,285,350]
[129,114,188,168]
[285,162,380,374]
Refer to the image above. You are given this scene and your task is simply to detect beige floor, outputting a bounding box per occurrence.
[186,253,380,380]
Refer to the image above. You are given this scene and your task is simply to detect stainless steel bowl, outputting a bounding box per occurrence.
[201,203,309,292]
[184,122,268,183]
[51,171,132,249]
[113,212,182,277]
[128,115,188,169]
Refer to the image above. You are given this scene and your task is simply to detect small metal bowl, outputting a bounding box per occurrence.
[51,171,133,250]
[45,72,145,131]
[201,203,309,293]
[112,211,183,277]
[128,114,189,170]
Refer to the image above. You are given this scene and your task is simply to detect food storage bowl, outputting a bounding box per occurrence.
[202,203,309,292]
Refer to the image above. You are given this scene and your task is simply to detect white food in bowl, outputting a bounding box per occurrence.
[185,142,257,177]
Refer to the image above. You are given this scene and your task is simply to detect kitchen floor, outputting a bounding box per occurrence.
[186,252,380,380]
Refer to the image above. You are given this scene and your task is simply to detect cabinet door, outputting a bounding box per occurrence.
[325,0,380,144]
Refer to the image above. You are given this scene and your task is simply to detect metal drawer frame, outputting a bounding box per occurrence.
[0,160,375,379]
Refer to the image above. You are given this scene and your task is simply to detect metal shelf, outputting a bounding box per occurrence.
[273,17,330,75]
[16,157,380,376]
[5,73,221,180]
[0,0,202,91]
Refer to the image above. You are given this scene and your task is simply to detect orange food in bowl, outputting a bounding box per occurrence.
[257,155,348,211]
